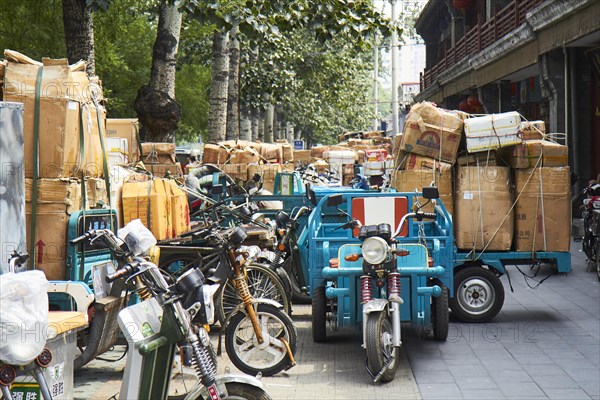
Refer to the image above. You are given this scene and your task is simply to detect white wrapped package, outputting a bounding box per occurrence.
[0,270,49,365]
[118,218,157,256]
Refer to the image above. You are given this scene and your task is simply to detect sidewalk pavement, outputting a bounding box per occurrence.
[404,239,599,400]
[74,238,599,399]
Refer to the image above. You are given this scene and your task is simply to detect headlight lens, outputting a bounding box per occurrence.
[362,236,389,264]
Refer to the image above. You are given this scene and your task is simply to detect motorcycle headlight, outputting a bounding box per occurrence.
[362,236,389,265]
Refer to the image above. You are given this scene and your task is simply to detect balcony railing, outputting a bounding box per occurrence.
[421,0,544,91]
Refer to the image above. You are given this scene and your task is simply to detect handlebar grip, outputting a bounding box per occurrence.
[70,232,90,245]
[422,212,437,220]
[105,265,134,283]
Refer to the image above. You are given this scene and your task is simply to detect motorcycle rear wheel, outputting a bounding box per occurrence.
[174,382,272,400]
[225,303,297,377]
[365,311,398,383]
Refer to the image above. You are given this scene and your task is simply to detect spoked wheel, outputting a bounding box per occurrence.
[216,263,291,323]
[430,280,449,341]
[450,266,504,323]
[365,310,398,383]
[225,303,297,377]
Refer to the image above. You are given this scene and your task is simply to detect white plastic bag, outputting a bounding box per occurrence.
[0,270,49,365]
[118,219,157,256]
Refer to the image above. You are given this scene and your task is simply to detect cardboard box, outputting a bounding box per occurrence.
[394,169,453,215]
[141,142,176,164]
[121,179,172,240]
[464,112,522,153]
[519,120,545,141]
[146,162,183,177]
[248,163,282,193]
[260,143,283,163]
[454,166,513,251]
[500,140,568,169]
[3,56,106,179]
[456,151,499,166]
[403,154,452,173]
[202,143,230,164]
[24,177,109,280]
[229,148,260,164]
[293,150,312,163]
[106,118,139,162]
[310,146,330,159]
[400,102,463,164]
[514,167,570,251]
[221,163,248,182]
[166,181,190,237]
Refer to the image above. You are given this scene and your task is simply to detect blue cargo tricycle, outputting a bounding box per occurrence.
[300,187,453,383]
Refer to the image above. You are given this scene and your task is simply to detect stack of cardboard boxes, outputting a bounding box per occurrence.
[201,140,291,192]
[394,101,570,253]
[1,50,110,279]
[141,142,183,177]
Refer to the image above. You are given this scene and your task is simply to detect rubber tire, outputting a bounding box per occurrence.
[450,266,504,323]
[430,280,449,341]
[312,286,327,343]
[583,216,597,262]
[216,263,291,324]
[175,381,273,400]
[225,303,297,377]
[283,257,311,304]
[365,311,398,383]
[596,237,600,281]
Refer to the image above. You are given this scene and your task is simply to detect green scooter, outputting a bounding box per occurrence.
[72,228,271,400]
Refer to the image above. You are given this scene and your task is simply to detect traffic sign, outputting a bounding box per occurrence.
[293,139,305,150]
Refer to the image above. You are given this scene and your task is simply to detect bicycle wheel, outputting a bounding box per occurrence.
[216,263,291,323]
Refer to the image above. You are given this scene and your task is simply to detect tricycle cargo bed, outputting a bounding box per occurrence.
[454,250,571,274]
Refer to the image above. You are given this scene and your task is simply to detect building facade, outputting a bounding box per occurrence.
[415,0,600,191]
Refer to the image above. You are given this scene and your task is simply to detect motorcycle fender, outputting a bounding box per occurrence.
[362,299,389,315]
[221,298,283,329]
[184,373,266,400]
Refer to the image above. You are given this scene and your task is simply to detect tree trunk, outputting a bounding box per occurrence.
[134,2,182,143]
[251,108,260,142]
[240,103,252,141]
[62,0,95,76]
[263,103,274,143]
[207,31,229,143]
[226,26,240,141]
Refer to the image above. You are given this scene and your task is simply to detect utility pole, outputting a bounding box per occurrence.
[390,0,399,136]
[373,33,379,131]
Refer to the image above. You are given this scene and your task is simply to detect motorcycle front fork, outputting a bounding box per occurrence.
[227,249,295,365]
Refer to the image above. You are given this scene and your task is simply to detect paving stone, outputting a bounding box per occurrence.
[453,375,497,390]
[461,389,506,399]
[500,382,546,398]
[419,382,461,399]
[542,388,592,400]
[532,374,580,389]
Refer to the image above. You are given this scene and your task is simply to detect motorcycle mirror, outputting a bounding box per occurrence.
[252,173,261,182]
[211,184,224,195]
[422,186,439,200]
[326,194,343,207]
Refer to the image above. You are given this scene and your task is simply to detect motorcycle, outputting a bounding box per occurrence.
[184,223,298,377]
[325,188,448,383]
[580,182,600,279]
[0,252,55,400]
[71,227,272,400]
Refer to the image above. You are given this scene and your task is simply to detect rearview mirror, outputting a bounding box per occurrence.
[326,194,342,207]
[422,186,439,200]
[252,173,261,182]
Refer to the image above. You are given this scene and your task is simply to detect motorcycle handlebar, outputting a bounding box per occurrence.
[105,264,135,283]
[421,212,437,220]
[70,231,92,245]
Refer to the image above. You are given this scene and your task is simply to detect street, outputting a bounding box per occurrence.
[74,239,599,400]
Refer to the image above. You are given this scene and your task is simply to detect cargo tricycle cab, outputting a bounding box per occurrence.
[304,191,454,341]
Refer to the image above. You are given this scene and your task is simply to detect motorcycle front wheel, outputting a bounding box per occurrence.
[365,310,398,383]
[225,303,297,377]
[216,263,291,323]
